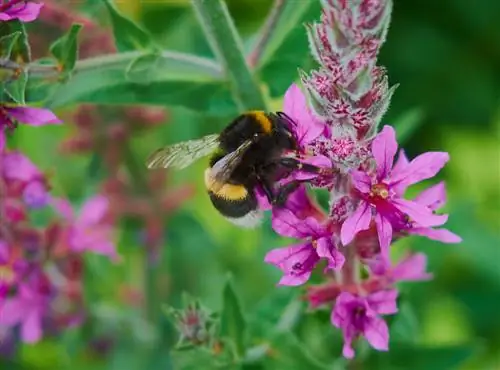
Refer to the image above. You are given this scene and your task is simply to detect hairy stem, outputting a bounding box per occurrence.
[191,0,267,111]
[247,0,286,68]
[27,50,223,79]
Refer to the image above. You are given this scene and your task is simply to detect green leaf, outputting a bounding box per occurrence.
[220,275,247,358]
[263,331,330,370]
[0,20,31,62]
[3,68,27,103]
[258,2,321,97]
[27,51,233,115]
[390,301,419,343]
[0,31,20,59]
[103,0,155,52]
[369,343,478,370]
[125,52,220,84]
[50,23,83,74]
[394,108,425,144]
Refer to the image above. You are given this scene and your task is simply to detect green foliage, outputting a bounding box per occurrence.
[257,2,320,97]
[1,20,31,62]
[50,24,84,75]
[4,68,27,103]
[103,0,156,52]
[0,31,20,59]
[220,276,247,358]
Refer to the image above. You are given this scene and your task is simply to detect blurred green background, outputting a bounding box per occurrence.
[7,0,500,369]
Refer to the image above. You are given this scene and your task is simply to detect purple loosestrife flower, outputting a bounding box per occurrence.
[0,1,43,22]
[332,290,398,359]
[0,105,62,151]
[0,278,51,343]
[260,0,461,360]
[341,125,449,261]
[265,208,344,286]
[52,195,119,261]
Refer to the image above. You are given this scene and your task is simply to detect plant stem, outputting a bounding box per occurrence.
[26,50,223,79]
[247,0,286,68]
[190,0,267,111]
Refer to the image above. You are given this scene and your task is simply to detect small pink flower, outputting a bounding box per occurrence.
[341,125,450,261]
[0,105,61,150]
[1,151,50,208]
[52,195,119,261]
[265,208,344,286]
[0,1,43,22]
[0,283,49,343]
[332,290,398,359]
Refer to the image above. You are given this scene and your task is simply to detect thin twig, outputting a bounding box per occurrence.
[248,0,286,68]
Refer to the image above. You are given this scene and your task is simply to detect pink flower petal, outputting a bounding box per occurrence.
[51,197,75,220]
[0,298,25,326]
[78,195,109,225]
[391,149,409,195]
[374,213,393,262]
[409,227,462,243]
[316,237,345,270]
[391,253,433,281]
[372,125,398,179]
[0,131,5,151]
[6,106,62,126]
[413,182,446,211]
[3,151,41,181]
[341,201,372,246]
[390,152,449,187]
[364,316,389,351]
[278,271,313,286]
[0,2,43,22]
[351,170,372,193]
[283,84,324,145]
[21,310,42,343]
[392,198,448,227]
[272,208,323,238]
[366,290,398,315]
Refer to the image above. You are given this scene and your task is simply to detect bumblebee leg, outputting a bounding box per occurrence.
[278,157,322,174]
[273,180,303,207]
[256,173,275,205]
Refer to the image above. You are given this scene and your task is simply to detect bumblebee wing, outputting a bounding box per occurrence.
[146,134,219,170]
[208,139,253,189]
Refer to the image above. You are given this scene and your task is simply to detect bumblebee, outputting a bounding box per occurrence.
[146,111,328,228]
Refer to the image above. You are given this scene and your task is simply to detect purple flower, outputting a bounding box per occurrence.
[265,208,344,286]
[1,151,50,208]
[282,83,331,178]
[0,105,62,150]
[341,125,449,261]
[332,290,398,359]
[0,1,43,22]
[52,195,119,261]
[2,150,42,181]
[407,182,462,243]
[369,252,433,283]
[0,284,49,343]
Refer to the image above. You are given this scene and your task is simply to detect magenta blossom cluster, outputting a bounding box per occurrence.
[264,0,461,359]
[0,145,119,344]
[0,0,120,347]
